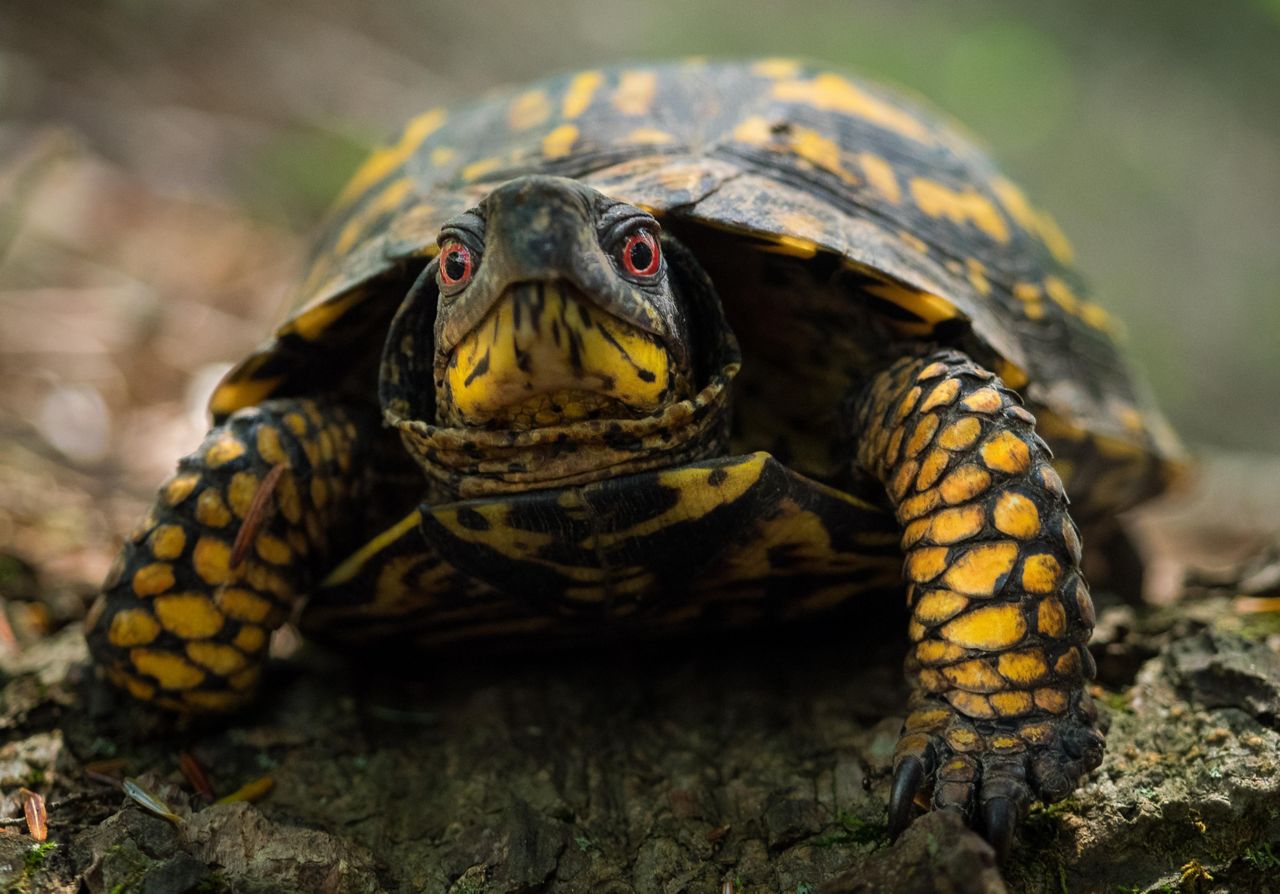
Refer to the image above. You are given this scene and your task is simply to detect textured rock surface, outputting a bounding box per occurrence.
[1,598,1278,893]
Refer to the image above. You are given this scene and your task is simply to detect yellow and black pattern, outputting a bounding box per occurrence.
[851,349,1103,856]
[301,452,901,650]
[85,399,377,712]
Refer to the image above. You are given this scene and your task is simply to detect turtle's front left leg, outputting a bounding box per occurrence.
[851,349,1104,859]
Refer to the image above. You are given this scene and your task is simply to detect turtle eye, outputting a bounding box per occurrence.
[619,229,661,278]
[439,241,474,287]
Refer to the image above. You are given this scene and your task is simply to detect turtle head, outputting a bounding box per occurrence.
[428,175,695,428]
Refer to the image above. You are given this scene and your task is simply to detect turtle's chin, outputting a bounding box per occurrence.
[436,280,690,430]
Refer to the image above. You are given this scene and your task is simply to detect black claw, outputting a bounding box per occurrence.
[982,797,1017,863]
[888,756,925,841]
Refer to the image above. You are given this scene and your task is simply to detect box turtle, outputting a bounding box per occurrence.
[86,58,1185,857]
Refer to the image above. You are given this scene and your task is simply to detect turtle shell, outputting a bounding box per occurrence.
[210,58,1183,513]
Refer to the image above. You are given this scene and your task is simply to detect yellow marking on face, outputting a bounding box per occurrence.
[286,288,368,343]
[909,179,1010,243]
[542,124,579,159]
[146,525,186,561]
[914,589,969,625]
[613,70,657,115]
[928,505,986,545]
[562,70,603,118]
[943,541,1017,596]
[194,489,230,528]
[772,74,934,144]
[857,152,902,203]
[944,659,1005,692]
[132,563,175,597]
[915,639,968,665]
[1037,597,1067,636]
[1042,275,1080,314]
[186,641,247,675]
[205,433,246,469]
[109,609,161,647]
[131,649,205,690]
[151,592,223,639]
[163,474,199,507]
[193,537,233,586]
[335,107,446,207]
[937,417,982,451]
[941,602,1027,650]
[906,546,949,583]
[981,432,1031,475]
[997,649,1049,685]
[232,624,267,654]
[216,588,274,624]
[508,88,552,130]
[938,464,991,505]
[461,157,502,182]
[990,177,1076,265]
[919,380,960,414]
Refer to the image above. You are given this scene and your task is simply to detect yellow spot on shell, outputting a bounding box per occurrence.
[928,504,986,545]
[132,563,174,597]
[857,152,901,203]
[228,472,259,518]
[147,525,186,560]
[939,465,992,505]
[233,624,267,654]
[216,588,274,624]
[993,491,1040,539]
[772,74,934,145]
[937,417,983,451]
[162,474,199,507]
[1022,554,1062,594]
[542,124,579,159]
[193,537,233,586]
[790,127,858,184]
[613,70,657,115]
[131,649,205,690]
[508,88,551,130]
[186,641,248,675]
[109,609,161,647]
[997,649,1049,685]
[430,146,455,166]
[1037,597,1067,637]
[906,546,949,583]
[562,70,603,118]
[153,593,224,638]
[981,432,1031,475]
[461,157,502,182]
[752,58,803,79]
[335,107,446,207]
[1043,275,1081,314]
[623,127,676,145]
[915,589,970,625]
[941,603,1026,651]
[990,177,1076,264]
[910,179,1010,243]
[333,178,414,255]
[196,489,231,528]
[943,542,1018,596]
[204,433,246,468]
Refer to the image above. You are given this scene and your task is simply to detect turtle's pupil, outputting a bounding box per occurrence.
[444,250,468,282]
[629,240,652,272]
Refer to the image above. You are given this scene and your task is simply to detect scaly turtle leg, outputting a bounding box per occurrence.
[851,349,1104,859]
[85,398,383,713]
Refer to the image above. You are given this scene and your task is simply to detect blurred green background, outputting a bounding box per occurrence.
[2,0,1278,461]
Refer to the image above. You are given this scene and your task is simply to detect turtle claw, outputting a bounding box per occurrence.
[981,797,1017,863]
[888,755,926,840]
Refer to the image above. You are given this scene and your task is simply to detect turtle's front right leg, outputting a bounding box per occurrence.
[86,398,381,713]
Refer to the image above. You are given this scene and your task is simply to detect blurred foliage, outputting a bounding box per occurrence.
[1,0,1278,456]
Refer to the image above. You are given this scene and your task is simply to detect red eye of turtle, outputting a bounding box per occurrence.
[620,229,661,277]
[439,242,474,286]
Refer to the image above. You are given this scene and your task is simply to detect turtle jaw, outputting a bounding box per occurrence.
[436,279,688,429]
